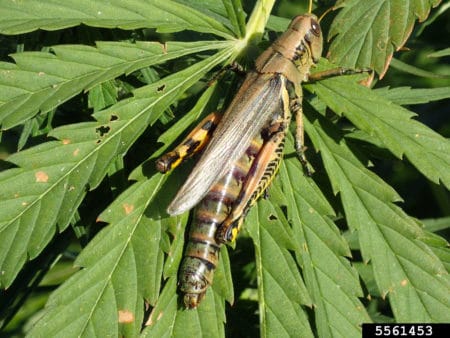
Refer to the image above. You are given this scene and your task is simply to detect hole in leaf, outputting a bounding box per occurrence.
[157,84,166,92]
[96,125,110,137]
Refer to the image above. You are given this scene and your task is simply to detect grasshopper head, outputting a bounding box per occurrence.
[287,14,323,65]
[257,14,324,82]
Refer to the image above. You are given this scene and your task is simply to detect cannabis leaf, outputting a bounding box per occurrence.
[328,0,442,77]
[0,41,230,128]
[0,0,233,37]
[0,1,449,337]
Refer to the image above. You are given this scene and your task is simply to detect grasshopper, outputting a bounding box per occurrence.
[156,4,369,309]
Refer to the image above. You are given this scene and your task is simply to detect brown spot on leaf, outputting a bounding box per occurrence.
[35,171,49,183]
[62,139,71,145]
[156,41,168,54]
[146,313,154,326]
[400,279,408,287]
[73,148,80,156]
[123,203,134,214]
[359,71,374,87]
[118,310,134,324]
[145,310,163,326]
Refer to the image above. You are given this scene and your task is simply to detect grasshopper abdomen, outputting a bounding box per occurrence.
[179,135,265,308]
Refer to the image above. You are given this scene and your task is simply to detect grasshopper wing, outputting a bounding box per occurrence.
[167,73,286,215]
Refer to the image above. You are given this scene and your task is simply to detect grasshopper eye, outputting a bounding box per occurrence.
[310,19,321,36]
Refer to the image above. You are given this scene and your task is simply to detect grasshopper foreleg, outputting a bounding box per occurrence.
[289,84,314,176]
[207,62,246,87]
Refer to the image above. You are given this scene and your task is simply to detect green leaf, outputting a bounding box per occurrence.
[328,0,442,77]
[1,0,449,335]
[422,216,450,233]
[246,199,314,338]
[279,138,371,338]
[88,80,119,112]
[307,60,450,190]
[142,277,226,337]
[30,174,230,337]
[375,86,450,105]
[266,15,290,32]
[222,0,247,38]
[0,50,233,287]
[27,132,234,337]
[244,0,276,40]
[415,1,450,36]
[390,58,449,79]
[304,107,450,322]
[428,47,450,58]
[212,246,235,306]
[0,0,234,38]
[0,40,231,129]
[28,176,167,337]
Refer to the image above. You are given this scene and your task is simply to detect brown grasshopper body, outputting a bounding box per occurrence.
[157,14,323,308]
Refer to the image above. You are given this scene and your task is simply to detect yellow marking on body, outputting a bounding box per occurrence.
[217,131,286,243]
[156,112,221,173]
[231,227,239,242]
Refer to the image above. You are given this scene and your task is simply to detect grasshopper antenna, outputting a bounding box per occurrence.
[318,5,335,23]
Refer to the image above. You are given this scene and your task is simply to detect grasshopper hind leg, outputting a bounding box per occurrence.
[216,129,287,244]
[156,112,222,173]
